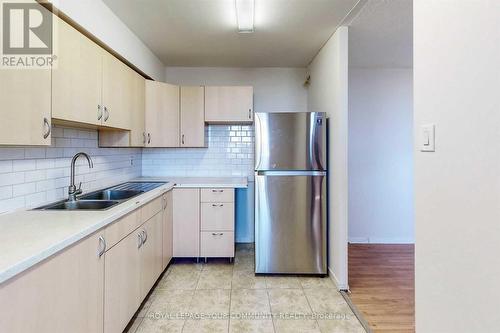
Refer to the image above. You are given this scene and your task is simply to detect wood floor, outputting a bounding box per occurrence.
[347,244,415,333]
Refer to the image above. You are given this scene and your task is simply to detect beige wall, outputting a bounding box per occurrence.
[414,1,500,331]
[307,26,349,289]
[165,67,308,114]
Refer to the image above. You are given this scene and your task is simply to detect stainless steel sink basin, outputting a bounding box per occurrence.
[79,189,143,201]
[37,200,119,210]
[33,181,167,211]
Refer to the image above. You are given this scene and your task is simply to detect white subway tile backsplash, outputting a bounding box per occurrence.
[0,161,13,173]
[0,124,251,214]
[13,183,36,197]
[0,125,141,213]
[13,159,37,172]
[142,125,254,178]
[0,148,24,160]
[0,172,25,186]
[0,186,12,200]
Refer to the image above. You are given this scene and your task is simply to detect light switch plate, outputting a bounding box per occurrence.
[420,124,435,152]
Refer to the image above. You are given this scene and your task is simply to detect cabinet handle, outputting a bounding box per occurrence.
[212,232,224,236]
[248,109,252,119]
[142,229,148,244]
[212,204,224,207]
[147,133,151,144]
[212,189,224,193]
[104,106,109,121]
[143,132,146,144]
[98,236,106,257]
[137,233,143,249]
[182,134,185,145]
[163,196,168,209]
[97,105,103,120]
[43,117,51,139]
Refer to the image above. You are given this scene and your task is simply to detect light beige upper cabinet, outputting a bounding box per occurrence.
[0,2,51,146]
[180,86,206,147]
[205,86,254,123]
[102,51,134,130]
[98,70,145,147]
[173,188,200,257]
[0,64,52,146]
[0,232,105,333]
[162,191,173,269]
[130,71,146,146]
[104,225,141,333]
[52,17,102,126]
[145,80,180,147]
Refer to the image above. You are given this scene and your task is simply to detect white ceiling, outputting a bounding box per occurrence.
[102,0,359,67]
[349,0,413,68]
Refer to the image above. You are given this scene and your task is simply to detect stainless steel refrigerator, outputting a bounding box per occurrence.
[254,112,327,275]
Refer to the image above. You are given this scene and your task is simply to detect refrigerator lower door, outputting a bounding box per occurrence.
[255,171,327,274]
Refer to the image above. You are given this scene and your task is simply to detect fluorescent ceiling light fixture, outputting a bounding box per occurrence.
[235,0,255,33]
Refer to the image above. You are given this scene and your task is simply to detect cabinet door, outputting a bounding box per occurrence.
[139,212,163,298]
[145,80,179,147]
[0,67,51,146]
[180,86,205,147]
[130,71,146,146]
[0,232,104,333]
[52,17,102,126]
[102,51,133,130]
[173,188,200,257]
[162,191,173,269]
[104,229,142,333]
[205,86,253,123]
[0,2,51,146]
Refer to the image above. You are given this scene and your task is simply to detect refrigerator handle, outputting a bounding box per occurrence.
[255,113,262,170]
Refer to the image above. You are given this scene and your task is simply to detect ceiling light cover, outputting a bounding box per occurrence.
[236,0,255,33]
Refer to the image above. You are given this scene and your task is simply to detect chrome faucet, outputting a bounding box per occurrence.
[68,152,93,202]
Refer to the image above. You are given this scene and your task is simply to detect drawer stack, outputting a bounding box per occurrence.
[200,188,235,258]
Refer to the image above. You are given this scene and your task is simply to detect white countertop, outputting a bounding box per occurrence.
[138,176,248,188]
[0,177,247,284]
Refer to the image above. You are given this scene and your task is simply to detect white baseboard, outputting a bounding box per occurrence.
[348,236,414,244]
[328,266,349,291]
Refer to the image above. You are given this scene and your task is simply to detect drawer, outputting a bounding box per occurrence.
[141,195,163,222]
[200,231,234,257]
[201,188,234,203]
[201,202,234,231]
[105,210,141,250]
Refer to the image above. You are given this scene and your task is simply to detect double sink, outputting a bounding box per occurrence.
[35,182,167,211]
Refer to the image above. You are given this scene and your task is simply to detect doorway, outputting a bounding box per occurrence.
[346,0,414,332]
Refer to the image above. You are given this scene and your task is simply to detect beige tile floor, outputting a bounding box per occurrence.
[125,245,365,333]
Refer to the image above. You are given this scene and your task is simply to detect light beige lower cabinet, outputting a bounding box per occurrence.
[0,232,105,333]
[104,197,165,333]
[139,212,163,299]
[173,188,200,257]
[0,191,173,333]
[162,191,173,269]
[200,188,235,258]
[173,188,235,259]
[104,219,142,333]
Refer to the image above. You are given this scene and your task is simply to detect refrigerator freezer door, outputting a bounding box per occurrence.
[255,112,326,171]
[255,172,327,274]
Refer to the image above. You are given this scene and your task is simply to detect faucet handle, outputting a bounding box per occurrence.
[76,182,83,195]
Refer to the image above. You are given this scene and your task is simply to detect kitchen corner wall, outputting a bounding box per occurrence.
[0,126,141,214]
